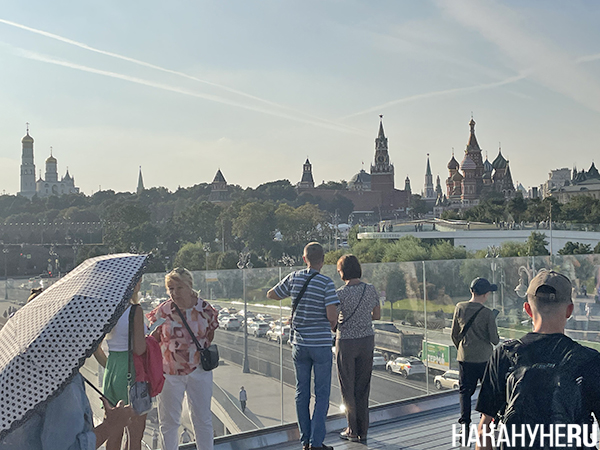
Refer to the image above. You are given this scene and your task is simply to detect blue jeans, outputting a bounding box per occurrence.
[292,344,333,447]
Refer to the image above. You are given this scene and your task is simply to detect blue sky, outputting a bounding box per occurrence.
[1,0,600,196]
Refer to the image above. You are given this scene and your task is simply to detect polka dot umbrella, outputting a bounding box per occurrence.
[0,253,151,440]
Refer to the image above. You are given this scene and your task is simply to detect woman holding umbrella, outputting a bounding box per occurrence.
[147,268,218,450]
[0,253,151,449]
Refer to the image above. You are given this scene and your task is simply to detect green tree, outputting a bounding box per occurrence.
[275,203,326,255]
[430,240,468,260]
[232,201,276,254]
[382,235,429,262]
[173,242,206,271]
[558,242,592,255]
[174,201,221,245]
[507,194,527,222]
[525,231,550,256]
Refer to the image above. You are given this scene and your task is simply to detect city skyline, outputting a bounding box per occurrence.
[1,1,600,196]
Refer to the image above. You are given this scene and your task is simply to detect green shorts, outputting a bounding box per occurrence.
[103,351,134,405]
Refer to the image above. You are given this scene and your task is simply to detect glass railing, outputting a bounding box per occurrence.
[2,254,600,448]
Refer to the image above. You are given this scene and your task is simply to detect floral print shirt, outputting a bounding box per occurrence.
[146,298,218,376]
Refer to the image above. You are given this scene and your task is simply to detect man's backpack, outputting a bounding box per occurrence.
[500,339,594,448]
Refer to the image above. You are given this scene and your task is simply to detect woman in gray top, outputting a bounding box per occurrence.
[335,255,381,443]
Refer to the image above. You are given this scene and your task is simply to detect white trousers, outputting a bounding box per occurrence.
[157,366,213,450]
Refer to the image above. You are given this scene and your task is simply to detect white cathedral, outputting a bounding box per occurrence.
[19,126,80,199]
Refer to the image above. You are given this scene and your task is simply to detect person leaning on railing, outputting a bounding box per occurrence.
[335,255,380,444]
[146,268,218,450]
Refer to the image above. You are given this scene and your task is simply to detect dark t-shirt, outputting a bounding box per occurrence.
[476,333,600,421]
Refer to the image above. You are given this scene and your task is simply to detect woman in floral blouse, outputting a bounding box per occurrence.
[147,268,218,450]
[335,254,381,443]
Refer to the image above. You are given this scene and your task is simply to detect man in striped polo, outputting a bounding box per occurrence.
[268,242,339,450]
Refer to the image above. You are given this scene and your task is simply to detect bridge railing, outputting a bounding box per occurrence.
[3,254,600,447]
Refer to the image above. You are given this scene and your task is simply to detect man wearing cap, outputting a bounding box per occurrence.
[474,270,600,449]
[451,277,500,428]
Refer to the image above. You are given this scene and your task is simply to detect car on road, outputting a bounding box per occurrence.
[434,370,460,390]
[266,325,291,343]
[386,356,426,378]
[219,316,241,331]
[373,321,400,333]
[248,321,270,337]
[373,351,386,370]
[257,313,273,323]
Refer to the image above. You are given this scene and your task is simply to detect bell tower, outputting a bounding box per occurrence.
[19,123,37,199]
[370,115,395,193]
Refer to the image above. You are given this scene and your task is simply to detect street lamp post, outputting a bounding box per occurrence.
[278,253,296,425]
[237,250,253,374]
[3,248,8,300]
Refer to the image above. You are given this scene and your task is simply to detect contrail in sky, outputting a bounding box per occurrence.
[340,73,528,120]
[0,18,364,135]
[16,48,366,136]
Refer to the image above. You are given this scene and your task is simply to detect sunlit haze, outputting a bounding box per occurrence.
[1,1,600,196]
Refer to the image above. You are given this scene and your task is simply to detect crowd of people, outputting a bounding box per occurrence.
[2,241,600,450]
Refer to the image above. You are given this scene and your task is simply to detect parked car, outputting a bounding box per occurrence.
[372,351,386,370]
[386,356,426,378]
[219,316,241,331]
[434,370,460,390]
[238,309,256,319]
[248,321,270,337]
[266,325,291,343]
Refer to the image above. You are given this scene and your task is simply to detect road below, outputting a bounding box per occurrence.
[213,329,442,411]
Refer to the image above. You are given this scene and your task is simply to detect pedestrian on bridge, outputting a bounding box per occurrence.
[239,386,247,413]
[335,254,380,443]
[147,268,219,450]
[267,242,339,450]
[451,277,499,428]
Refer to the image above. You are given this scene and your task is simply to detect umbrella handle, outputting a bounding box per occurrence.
[82,375,116,407]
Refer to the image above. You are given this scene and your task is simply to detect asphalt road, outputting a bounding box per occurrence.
[213,329,441,410]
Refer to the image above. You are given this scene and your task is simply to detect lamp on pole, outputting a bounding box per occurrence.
[278,253,296,425]
[203,243,210,272]
[237,250,252,374]
[3,247,8,300]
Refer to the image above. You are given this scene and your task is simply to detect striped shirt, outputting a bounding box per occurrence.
[273,267,339,347]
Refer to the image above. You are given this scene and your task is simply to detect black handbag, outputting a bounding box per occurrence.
[128,304,153,415]
[172,301,219,371]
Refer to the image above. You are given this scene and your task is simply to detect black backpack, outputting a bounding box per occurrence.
[500,339,595,449]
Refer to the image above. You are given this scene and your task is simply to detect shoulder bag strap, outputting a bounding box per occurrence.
[338,283,368,327]
[172,301,205,352]
[291,271,319,319]
[128,304,137,386]
[457,304,484,344]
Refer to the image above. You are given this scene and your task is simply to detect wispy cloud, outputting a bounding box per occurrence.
[436,0,600,115]
[340,73,528,120]
[0,18,365,135]
[14,47,367,136]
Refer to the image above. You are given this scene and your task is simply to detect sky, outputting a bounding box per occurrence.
[1,1,600,196]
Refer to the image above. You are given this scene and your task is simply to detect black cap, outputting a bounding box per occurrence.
[470,277,498,295]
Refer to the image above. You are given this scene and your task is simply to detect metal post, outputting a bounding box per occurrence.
[242,268,250,373]
[279,266,284,424]
[549,203,554,259]
[422,261,429,393]
[3,248,8,300]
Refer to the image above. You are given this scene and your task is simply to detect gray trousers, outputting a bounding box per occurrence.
[335,335,374,437]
